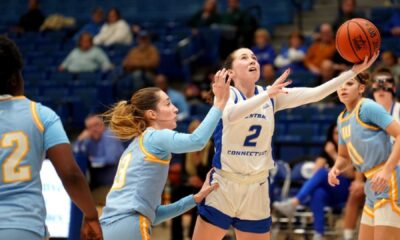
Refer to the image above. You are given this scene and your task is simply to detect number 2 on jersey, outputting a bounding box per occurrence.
[1,132,31,183]
[111,152,132,190]
[243,125,262,147]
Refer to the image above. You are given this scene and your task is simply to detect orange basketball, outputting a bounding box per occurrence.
[336,18,381,63]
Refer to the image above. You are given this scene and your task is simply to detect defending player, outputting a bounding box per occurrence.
[329,71,400,240]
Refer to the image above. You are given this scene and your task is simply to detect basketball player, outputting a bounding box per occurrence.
[329,73,400,240]
[342,67,399,240]
[0,37,102,239]
[192,47,378,240]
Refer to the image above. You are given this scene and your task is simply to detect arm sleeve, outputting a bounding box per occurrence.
[104,21,131,45]
[152,195,196,225]
[37,104,70,151]
[144,107,222,156]
[274,70,356,112]
[93,25,107,45]
[222,88,271,124]
[96,48,113,71]
[359,100,394,130]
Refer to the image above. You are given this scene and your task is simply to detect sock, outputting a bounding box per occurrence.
[343,229,355,240]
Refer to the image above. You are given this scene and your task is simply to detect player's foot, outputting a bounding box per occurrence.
[273,199,296,217]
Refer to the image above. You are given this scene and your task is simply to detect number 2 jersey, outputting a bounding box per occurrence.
[212,70,357,175]
[0,96,69,237]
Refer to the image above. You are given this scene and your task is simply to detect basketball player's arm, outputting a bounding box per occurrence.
[274,70,356,111]
[329,144,352,186]
[147,107,222,154]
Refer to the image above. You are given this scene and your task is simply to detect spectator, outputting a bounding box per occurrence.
[251,28,276,68]
[16,0,45,32]
[260,64,277,86]
[188,0,219,29]
[217,0,244,58]
[154,74,189,121]
[93,8,132,46]
[274,30,307,72]
[122,30,160,89]
[274,123,353,240]
[304,23,336,75]
[73,7,104,42]
[333,0,364,31]
[378,51,400,83]
[75,114,125,209]
[59,32,113,73]
[384,8,400,37]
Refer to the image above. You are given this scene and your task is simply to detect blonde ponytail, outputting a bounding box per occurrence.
[103,87,162,141]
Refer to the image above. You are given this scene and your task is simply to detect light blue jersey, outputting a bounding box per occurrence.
[338,98,400,211]
[100,107,222,228]
[0,96,69,237]
[337,98,393,173]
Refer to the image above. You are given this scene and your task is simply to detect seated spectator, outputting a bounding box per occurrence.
[73,7,104,42]
[260,64,277,86]
[251,28,276,68]
[274,123,353,240]
[59,32,113,73]
[16,0,45,32]
[332,0,364,31]
[304,23,336,75]
[378,51,400,83]
[188,0,219,29]
[93,8,132,46]
[384,8,400,37]
[75,114,125,209]
[274,30,307,72]
[122,30,160,89]
[154,74,189,121]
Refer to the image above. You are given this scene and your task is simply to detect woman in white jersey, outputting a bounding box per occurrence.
[192,48,378,240]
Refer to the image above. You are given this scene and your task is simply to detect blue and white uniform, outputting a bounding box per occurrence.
[199,70,357,233]
[337,98,400,228]
[100,107,222,240]
[0,95,69,239]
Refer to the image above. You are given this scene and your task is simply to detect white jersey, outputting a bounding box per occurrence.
[213,86,275,174]
[212,70,357,175]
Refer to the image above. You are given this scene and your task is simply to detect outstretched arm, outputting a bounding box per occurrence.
[275,53,379,112]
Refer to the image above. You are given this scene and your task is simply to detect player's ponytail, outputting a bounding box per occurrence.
[103,87,161,140]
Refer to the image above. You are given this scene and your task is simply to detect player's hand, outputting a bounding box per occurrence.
[351,51,379,74]
[212,68,232,110]
[370,169,390,193]
[193,170,219,203]
[266,68,292,98]
[81,217,103,240]
[328,167,341,186]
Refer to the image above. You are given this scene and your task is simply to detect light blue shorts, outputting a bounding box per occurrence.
[0,229,43,240]
[102,214,152,240]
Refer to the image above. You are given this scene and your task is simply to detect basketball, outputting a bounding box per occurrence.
[336,18,381,63]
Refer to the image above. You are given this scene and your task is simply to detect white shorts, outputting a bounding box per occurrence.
[198,169,271,233]
[361,201,400,228]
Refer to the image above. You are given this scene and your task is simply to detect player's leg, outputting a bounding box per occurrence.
[192,216,228,240]
[358,205,374,240]
[374,226,400,240]
[234,229,270,240]
[343,189,365,240]
[102,214,150,240]
[0,229,43,240]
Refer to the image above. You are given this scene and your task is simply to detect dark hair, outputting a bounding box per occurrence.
[354,71,369,85]
[108,7,121,20]
[326,123,338,148]
[0,36,24,95]
[78,32,93,47]
[102,87,161,140]
[372,67,394,83]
